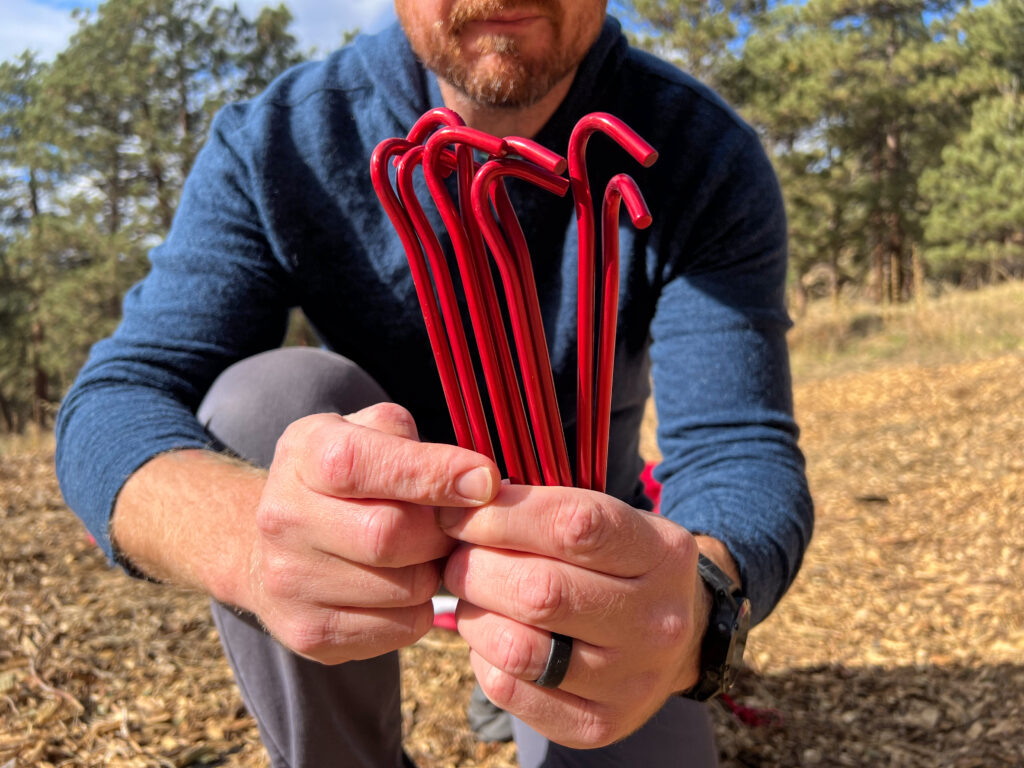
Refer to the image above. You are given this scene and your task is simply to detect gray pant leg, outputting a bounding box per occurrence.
[209,605,407,768]
[198,347,409,768]
[198,346,392,468]
[512,698,718,768]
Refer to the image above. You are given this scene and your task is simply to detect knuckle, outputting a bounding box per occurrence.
[361,508,404,566]
[660,609,692,649]
[553,496,609,559]
[575,707,621,748]
[492,624,533,678]
[481,663,517,709]
[255,498,290,540]
[280,615,333,658]
[259,549,301,600]
[645,607,691,654]
[319,430,362,490]
[513,562,566,625]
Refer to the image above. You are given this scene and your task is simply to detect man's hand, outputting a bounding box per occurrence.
[439,486,728,748]
[113,402,499,667]
[246,403,500,664]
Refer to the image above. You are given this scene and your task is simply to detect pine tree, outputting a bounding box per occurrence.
[623,0,766,90]
[921,0,1024,281]
[39,0,303,236]
[0,53,63,427]
[0,0,304,430]
[726,0,970,303]
[0,54,53,234]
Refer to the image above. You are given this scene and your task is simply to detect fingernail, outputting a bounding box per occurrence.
[453,466,493,503]
[438,507,464,529]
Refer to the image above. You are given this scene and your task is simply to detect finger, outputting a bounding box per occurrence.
[283,412,500,506]
[439,485,689,578]
[444,545,646,646]
[270,601,434,665]
[257,544,444,610]
[469,651,635,750]
[456,601,624,702]
[257,493,454,568]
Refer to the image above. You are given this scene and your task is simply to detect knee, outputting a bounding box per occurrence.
[197,347,390,466]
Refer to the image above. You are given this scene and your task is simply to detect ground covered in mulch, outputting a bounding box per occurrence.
[2,352,1022,767]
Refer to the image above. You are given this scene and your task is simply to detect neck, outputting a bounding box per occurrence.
[438,68,576,138]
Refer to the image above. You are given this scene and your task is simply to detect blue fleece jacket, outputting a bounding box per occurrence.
[55,17,812,625]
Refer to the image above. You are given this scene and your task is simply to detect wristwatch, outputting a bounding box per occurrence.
[679,553,752,702]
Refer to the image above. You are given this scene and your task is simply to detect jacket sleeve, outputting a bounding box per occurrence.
[55,103,293,564]
[650,129,813,625]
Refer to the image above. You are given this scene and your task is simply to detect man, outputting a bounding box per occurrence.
[56,1,813,766]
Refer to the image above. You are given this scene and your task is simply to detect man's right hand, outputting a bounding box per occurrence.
[111,402,499,666]
[247,403,500,664]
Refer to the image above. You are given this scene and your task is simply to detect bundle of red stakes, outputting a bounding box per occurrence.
[371,108,657,493]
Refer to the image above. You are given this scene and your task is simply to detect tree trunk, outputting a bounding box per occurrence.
[912,245,925,305]
[880,27,907,303]
[30,318,48,427]
[0,389,15,432]
[884,127,905,303]
[141,99,175,232]
[106,172,123,236]
[177,47,194,175]
[827,193,842,306]
[889,252,901,305]
[28,167,41,222]
[871,144,886,303]
[151,156,174,232]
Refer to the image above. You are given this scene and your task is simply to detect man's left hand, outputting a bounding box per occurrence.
[439,484,713,748]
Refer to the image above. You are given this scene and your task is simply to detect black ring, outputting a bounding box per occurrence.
[533,632,573,689]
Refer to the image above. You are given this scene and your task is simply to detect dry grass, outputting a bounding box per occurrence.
[2,282,1023,767]
[788,280,1024,380]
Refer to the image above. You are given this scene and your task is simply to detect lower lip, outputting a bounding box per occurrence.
[464,16,546,33]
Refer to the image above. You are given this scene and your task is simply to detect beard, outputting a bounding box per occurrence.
[402,0,591,109]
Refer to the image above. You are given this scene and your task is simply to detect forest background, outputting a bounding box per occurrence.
[0,0,1022,432]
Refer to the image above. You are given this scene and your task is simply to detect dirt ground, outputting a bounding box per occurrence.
[2,352,1022,767]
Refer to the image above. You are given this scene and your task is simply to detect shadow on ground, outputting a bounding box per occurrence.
[712,662,1024,767]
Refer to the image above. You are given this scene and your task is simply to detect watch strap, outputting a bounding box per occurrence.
[679,553,751,702]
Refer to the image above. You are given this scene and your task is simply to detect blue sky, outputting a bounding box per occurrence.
[1,0,397,62]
